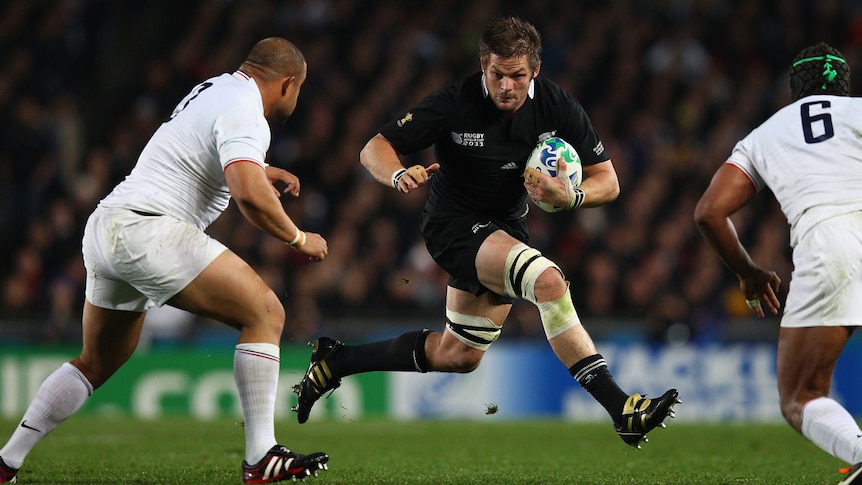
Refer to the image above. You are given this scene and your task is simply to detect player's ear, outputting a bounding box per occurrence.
[533,62,541,79]
[281,76,295,96]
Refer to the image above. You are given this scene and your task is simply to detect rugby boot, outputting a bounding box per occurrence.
[292,337,343,424]
[242,445,328,483]
[838,463,862,485]
[615,388,681,449]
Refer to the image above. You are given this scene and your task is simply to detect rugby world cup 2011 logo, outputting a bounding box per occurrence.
[450,132,485,147]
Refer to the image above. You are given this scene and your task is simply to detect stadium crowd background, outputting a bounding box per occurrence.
[0,0,859,348]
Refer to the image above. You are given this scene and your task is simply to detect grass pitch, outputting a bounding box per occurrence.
[0,417,846,484]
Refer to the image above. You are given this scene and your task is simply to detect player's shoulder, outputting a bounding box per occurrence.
[449,72,483,99]
[209,73,264,113]
[532,76,582,112]
[761,95,860,127]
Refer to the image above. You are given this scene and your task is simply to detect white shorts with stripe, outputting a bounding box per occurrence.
[82,206,226,312]
[782,211,862,327]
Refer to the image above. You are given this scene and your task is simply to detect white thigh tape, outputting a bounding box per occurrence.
[503,243,559,303]
[445,309,502,351]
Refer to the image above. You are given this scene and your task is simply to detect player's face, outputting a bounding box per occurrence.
[482,54,539,113]
[273,62,307,123]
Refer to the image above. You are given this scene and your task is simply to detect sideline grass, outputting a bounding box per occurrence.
[0,417,846,484]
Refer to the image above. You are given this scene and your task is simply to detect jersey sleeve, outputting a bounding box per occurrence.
[726,136,766,191]
[213,104,269,170]
[557,94,610,167]
[378,87,454,154]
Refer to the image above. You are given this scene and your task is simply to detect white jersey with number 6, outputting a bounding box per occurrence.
[727,95,862,247]
[99,70,269,230]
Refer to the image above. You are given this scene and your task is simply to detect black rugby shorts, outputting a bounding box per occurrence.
[419,211,528,303]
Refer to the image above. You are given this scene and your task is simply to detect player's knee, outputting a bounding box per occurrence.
[251,291,286,334]
[533,267,568,303]
[502,243,562,303]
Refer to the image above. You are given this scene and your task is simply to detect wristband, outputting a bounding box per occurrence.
[567,188,586,210]
[391,168,407,190]
[287,230,306,248]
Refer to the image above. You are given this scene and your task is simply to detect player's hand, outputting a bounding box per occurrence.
[738,268,781,318]
[295,232,328,261]
[264,165,300,197]
[523,162,574,209]
[396,163,440,193]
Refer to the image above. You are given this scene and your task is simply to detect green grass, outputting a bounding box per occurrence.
[0,417,847,484]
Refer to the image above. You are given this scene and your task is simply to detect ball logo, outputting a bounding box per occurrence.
[526,137,582,213]
[537,139,576,177]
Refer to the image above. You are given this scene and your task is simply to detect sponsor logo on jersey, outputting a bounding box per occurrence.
[593,141,604,155]
[397,112,414,127]
[471,221,491,233]
[500,162,519,170]
[451,132,485,147]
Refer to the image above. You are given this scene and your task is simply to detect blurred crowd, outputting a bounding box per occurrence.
[1,0,860,346]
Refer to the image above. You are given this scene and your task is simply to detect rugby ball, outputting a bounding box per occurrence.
[525,137,582,212]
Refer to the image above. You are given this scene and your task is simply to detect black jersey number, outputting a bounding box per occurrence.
[170,81,213,120]
[800,100,834,144]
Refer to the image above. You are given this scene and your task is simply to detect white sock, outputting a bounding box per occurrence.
[801,397,862,464]
[0,362,93,469]
[234,343,280,464]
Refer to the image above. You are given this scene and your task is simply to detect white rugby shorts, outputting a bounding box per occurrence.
[782,211,862,327]
[82,206,227,312]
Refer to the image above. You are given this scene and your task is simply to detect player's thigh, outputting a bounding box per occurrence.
[776,326,851,399]
[445,284,512,326]
[168,249,283,331]
[783,212,862,326]
[84,208,229,311]
[73,300,146,387]
[475,230,528,295]
[430,286,511,370]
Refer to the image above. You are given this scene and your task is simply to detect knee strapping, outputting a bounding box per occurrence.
[445,309,502,351]
[503,243,560,302]
[537,284,580,339]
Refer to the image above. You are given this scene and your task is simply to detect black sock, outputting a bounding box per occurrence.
[569,354,629,425]
[331,329,431,377]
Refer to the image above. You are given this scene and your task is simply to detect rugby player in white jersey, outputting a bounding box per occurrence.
[695,42,862,485]
[0,37,329,484]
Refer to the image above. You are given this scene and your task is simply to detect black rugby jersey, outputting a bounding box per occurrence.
[379,72,610,218]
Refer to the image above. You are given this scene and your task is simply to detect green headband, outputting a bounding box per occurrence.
[792,54,846,67]
[792,54,846,90]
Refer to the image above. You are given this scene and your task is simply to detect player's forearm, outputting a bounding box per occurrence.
[578,162,619,208]
[360,134,404,187]
[235,195,301,244]
[696,217,759,278]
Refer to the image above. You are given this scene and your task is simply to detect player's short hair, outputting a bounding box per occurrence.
[479,17,542,71]
[243,37,305,82]
[789,42,850,101]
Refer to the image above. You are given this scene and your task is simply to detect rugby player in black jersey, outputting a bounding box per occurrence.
[294,17,680,449]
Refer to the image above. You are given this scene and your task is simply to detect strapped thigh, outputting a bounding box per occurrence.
[503,242,561,303]
[445,309,502,351]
